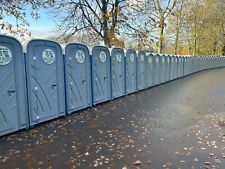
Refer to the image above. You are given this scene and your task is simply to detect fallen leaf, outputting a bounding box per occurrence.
[132,160,142,165]
[204,162,210,165]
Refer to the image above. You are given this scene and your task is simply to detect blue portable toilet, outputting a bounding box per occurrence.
[159,54,166,84]
[190,57,194,74]
[110,48,125,99]
[169,55,174,80]
[91,46,111,105]
[0,35,28,136]
[186,57,189,74]
[152,53,160,85]
[184,56,189,76]
[145,53,154,88]
[173,56,178,79]
[125,49,137,94]
[175,56,179,79]
[64,43,92,114]
[165,55,170,82]
[26,39,65,126]
[137,51,146,90]
[177,56,181,78]
[181,57,184,77]
[186,57,189,75]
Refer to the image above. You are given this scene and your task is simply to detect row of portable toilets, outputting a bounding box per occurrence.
[0,35,225,136]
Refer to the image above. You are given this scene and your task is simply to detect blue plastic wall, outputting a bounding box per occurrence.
[1,35,225,136]
[91,46,111,105]
[64,43,92,114]
[152,54,160,85]
[145,53,154,88]
[125,49,137,94]
[111,48,125,99]
[0,35,28,136]
[26,39,66,126]
[137,51,146,90]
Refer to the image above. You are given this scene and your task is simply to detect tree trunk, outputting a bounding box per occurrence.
[193,15,197,56]
[174,19,180,55]
[174,33,179,55]
[222,45,225,56]
[213,41,217,55]
[158,17,164,53]
[102,1,111,48]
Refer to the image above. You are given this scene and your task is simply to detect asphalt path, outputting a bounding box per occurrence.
[1,68,225,169]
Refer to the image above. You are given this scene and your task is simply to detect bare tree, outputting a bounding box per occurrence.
[152,0,177,53]
[167,0,189,54]
[50,0,149,47]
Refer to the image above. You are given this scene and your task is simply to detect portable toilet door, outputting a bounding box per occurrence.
[174,56,178,79]
[181,57,184,77]
[186,57,189,75]
[110,48,125,99]
[190,57,193,74]
[26,39,65,126]
[137,51,146,90]
[64,43,92,115]
[125,49,137,94]
[183,57,186,76]
[169,55,175,80]
[177,56,180,78]
[165,55,170,82]
[145,53,153,88]
[92,46,111,105]
[0,35,28,136]
[175,56,179,79]
[178,57,181,77]
[152,53,160,85]
[159,54,166,84]
[187,57,190,75]
[180,56,184,77]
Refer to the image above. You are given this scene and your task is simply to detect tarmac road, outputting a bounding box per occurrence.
[1,68,225,169]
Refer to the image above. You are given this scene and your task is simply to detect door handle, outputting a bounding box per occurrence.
[8,89,16,96]
[51,84,57,89]
[82,80,86,84]
[104,77,107,80]
[8,89,16,93]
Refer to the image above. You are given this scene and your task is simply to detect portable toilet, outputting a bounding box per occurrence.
[91,46,111,105]
[170,55,176,80]
[145,53,154,88]
[188,56,192,75]
[175,56,179,79]
[177,56,182,78]
[159,54,166,84]
[181,56,184,77]
[177,56,181,78]
[125,49,137,94]
[165,54,170,82]
[137,51,146,90]
[190,57,194,74]
[0,35,28,136]
[186,56,191,75]
[25,39,65,126]
[110,48,125,99]
[152,53,160,85]
[64,43,92,114]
